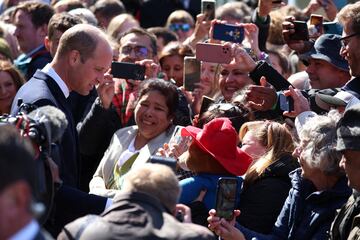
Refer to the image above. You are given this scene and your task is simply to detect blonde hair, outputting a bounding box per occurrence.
[122,163,180,213]
[165,10,194,28]
[240,121,295,185]
[107,13,139,41]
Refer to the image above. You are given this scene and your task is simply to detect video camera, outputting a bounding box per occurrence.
[0,100,68,224]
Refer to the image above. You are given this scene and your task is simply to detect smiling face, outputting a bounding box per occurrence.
[340,21,360,77]
[0,71,17,114]
[305,58,347,89]
[135,90,172,141]
[69,39,112,95]
[219,63,253,101]
[240,131,266,161]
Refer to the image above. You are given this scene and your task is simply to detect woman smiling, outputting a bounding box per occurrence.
[89,79,178,198]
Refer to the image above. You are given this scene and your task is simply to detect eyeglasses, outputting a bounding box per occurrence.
[169,23,191,32]
[120,45,150,58]
[340,32,360,47]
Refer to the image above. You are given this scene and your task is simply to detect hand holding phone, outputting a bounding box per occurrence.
[111,61,146,80]
[201,0,215,21]
[279,92,294,112]
[215,177,241,221]
[289,21,309,41]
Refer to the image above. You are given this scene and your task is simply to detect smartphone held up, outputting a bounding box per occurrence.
[183,56,201,91]
[201,0,215,21]
[215,177,241,221]
[213,23,245,44]
[111,61,146,80]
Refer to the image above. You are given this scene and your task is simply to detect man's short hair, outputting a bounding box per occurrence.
[119,27,157,57]
[56,24,102,63]
[91,0,125,18]
[0,125,36,193]
[122,163,180,213]
[147,27,178,46]
[338,2,360,35]
[13,1,54,28]
[48,12,83,40]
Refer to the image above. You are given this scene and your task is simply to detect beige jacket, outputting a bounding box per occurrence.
[89,125,175,198]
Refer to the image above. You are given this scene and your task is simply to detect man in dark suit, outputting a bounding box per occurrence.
[11,24,113,235]
[0,125,52,240]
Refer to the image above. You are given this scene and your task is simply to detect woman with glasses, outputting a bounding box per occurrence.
[208,111,352,239]
[166,10,194,42]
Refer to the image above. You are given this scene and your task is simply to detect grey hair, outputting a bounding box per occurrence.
[300,110,344,175]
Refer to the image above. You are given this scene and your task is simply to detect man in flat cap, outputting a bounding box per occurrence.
[330,104,360,239]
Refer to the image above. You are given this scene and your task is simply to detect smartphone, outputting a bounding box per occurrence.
[279,92,294,112]
[215,177,240,221]
[148,156,177,172]
[213,23,245,43]
[309,14,323,36]
[196,43,232,64]
[168,126,192,152]
[289,21,309,41]
[111,61,146,80]
[323,22,343,35]
[183,56,201,91]
[199,95,215,117]
[201,0,215,21]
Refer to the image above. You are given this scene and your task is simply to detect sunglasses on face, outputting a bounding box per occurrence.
[340,32,360,48]
[120,45,150,58]
[169,23,191,32]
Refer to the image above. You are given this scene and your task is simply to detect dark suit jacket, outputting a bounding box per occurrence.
[11,70,107,236]
[12,70,79,187]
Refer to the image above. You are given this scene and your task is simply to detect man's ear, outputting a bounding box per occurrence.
[38,24,48,39]
[44,36,50,51]
[68,50,81,66]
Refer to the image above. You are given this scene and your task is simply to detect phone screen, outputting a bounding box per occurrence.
[309,14,323,36]
[111,61,146,80]
[213,23,245,43]
[201,0,215,21]
[279,93,294,112]
[215,177,239,220]
[183,57,201,91]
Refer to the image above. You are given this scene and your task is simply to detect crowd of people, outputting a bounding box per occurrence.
[1,0,360,239]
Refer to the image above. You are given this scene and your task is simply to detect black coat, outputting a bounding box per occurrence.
[237,154,299,234]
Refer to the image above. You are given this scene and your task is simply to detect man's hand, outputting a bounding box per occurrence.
[282,16,307,53]
[175,204,192,223]
[283,86,310,118]
[207,209,244,240]
[97,72,114,109]
[246,77,277,111]
[135,59,160,79]
[230,43,257,72]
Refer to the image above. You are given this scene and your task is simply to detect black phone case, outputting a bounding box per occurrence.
[111,62,146,80]
[249,61,292,91]
[290,21,309,41]
[213,23,245,43]
[215,177,240,221]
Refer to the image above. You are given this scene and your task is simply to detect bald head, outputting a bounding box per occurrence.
[56,24,110,63]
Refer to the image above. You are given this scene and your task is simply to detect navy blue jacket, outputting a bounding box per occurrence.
[11,70,79,187]
[239,169,352,240]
